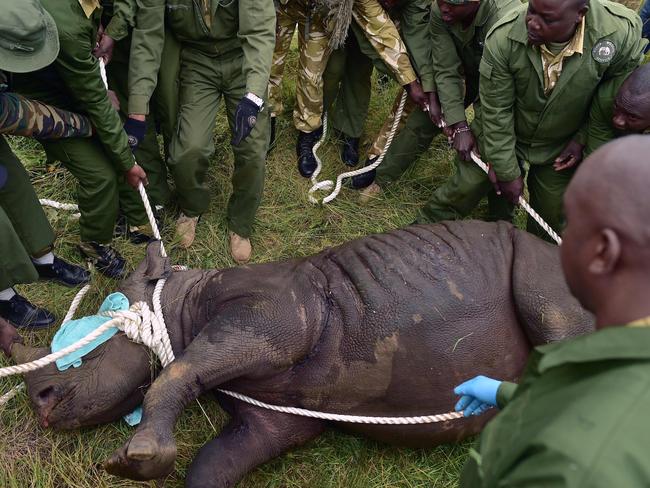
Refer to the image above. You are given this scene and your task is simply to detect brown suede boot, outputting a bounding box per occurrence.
[359,182,382,203]
[175,214,198,249]
[229,232,252,264]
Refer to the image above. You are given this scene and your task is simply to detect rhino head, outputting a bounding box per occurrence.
[0,243,171,429]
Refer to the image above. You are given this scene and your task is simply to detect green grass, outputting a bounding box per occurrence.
[0,1,640,484]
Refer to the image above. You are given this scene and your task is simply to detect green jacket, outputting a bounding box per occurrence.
[128,0,164,114]
[479,0,645,181]
[430,0,521,126]
[128,0,275,115]
[461,325,650,487]
[391,0,435,92]
[102,0,137,42]
[584,74,627,156]
[13,0,135,172]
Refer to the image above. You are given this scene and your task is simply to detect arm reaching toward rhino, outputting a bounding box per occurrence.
[454,376,519,417]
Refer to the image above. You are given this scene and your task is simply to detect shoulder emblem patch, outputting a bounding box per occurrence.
[592,40,616,64]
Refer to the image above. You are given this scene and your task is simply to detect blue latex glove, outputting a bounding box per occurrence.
[51,292,129,370]
[454,375,502,417]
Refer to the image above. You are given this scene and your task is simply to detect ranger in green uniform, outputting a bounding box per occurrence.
[455,135,650,487]
[313,0,430,178]
[0,0,91,329]
[128,0,275,263]
[584,63,650,156]
[352,0,520,218]
[94,0,176,228]
[12,0,151,278]
[479,0,645,240]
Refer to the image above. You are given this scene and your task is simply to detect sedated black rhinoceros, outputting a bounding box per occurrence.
[0,221,594,487]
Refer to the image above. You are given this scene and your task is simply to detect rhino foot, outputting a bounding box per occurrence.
[104,428,177,481]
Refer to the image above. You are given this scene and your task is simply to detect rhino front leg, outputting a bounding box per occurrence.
[104,318,306,481]
[186,401,326,488]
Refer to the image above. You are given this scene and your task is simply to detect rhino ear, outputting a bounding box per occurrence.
[127,241,171,284]
[142,240,172,281]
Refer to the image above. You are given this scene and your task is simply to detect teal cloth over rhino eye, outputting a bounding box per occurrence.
[50,292,142,425]
[50,292,130,371]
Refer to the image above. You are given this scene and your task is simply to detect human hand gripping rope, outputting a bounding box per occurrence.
[308,88,561,245]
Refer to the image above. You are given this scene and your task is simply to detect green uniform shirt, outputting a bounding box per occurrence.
[128,0,275,115]
[12,0,135,172]
[102,0,137,42]
[479,0,645,181]
[461,324,650,487]
[390,0,435,91]
[128,0,165,114]
[584,74,627,156]
[430,0,521,126]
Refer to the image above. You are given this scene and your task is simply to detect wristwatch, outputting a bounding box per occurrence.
[245,92,264,110]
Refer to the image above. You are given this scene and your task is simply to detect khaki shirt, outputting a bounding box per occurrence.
[540,17,585,95]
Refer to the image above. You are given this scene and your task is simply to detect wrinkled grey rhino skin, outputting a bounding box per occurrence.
[6,221,594,487]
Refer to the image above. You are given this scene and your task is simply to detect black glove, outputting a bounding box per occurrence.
[124,117,147,151]
[0,164,6,190]
[231,97,261,146]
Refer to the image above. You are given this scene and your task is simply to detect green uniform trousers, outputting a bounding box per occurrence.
[167,47,269,238]
[415,152,514,225]
[42,136,147,244]
[323,32,373,139]
[0,136,55,290]
[107,32,181,207]
[152,30,182,158]
[416,111,514,225]
[374,106,440,184]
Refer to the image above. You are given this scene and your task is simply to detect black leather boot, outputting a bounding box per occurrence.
[34,256,90,287]
[349,158,377,189]
[0,293,56,329]
[340,135,360,167]
[296,127,323,178]
[78,242,127,279]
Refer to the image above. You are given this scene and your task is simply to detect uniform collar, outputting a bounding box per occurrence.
[78,0,101,18]
[535,323,650,373]
[507,1,617,46]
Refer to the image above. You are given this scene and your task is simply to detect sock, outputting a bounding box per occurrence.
[32,252,55,265]
[0,288,16,301]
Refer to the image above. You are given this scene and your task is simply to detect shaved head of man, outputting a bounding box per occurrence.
[612,64,650,134]
[561,135,650,327]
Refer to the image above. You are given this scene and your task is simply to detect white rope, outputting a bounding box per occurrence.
[308,90,409,205]
[216,389,464,424]
[38,199,79,212]
[468,152,562,245]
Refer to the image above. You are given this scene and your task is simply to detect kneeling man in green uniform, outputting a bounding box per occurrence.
[454,135,650,487]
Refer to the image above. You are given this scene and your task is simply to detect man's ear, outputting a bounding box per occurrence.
[588,228,621,275]
[577,4,589,22]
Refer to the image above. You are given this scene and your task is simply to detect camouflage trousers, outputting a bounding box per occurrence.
[268,0,331,133]
[367,90,415,160]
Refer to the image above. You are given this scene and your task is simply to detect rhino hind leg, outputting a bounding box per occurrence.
[186,401,326,488]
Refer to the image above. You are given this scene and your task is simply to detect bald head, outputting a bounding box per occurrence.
[562,135,650,324]
[566,135,650,244]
